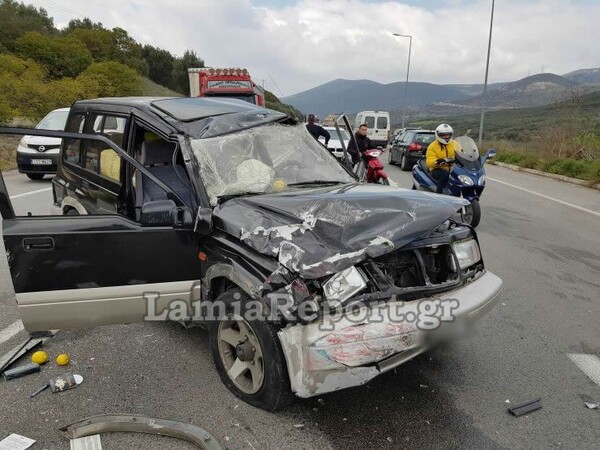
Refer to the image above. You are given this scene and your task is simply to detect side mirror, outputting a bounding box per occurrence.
[140,200,186,227]
[485,148,496,159]
[194,207,213,235]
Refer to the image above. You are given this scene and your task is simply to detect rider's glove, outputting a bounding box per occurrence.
[435,158,445,165]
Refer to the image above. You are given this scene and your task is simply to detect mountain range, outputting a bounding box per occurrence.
[282,68,600,119]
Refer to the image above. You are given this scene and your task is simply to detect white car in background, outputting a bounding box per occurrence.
[319,126,351,159]
[16,107,69,180]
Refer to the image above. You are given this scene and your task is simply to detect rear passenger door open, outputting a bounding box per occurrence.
[0,127,200,332]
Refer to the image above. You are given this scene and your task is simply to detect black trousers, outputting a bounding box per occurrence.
[431,168,450,193]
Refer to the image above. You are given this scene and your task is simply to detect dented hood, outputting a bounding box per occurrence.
[213,184,468,279]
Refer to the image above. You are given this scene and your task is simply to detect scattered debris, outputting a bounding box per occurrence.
[317,398,324,405]
[31,351,48,365]
[70,435,102,450]
[579,394,599,409]
[293,424,304,429]
[387,437,393,443]
[56,354,70,366]
[505,399,510,404]
[60,414,223,449]
[508,398,542,416]
[312,408,319,412]
[3,363,41,380]
[0,433,36,450]
[31,374,83,397]
[0,333,53,374]
[233,404,239,410]
[419,384,428,389]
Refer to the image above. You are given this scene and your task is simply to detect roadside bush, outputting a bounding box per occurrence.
[79,61,142,97]
[14,31,92,78]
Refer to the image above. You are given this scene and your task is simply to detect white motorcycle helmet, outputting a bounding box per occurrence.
[435,124,454,145]
[454,136,480,162]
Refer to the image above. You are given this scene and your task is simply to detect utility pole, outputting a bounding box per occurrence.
[478,0,495,147]
[392,33,413,128]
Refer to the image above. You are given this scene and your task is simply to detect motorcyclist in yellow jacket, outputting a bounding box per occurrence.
[426,124,460,193]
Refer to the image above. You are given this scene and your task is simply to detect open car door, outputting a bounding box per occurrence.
[0,128,200,332]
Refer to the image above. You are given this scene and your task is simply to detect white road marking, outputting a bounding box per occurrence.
[487,177,600,218]
[9,187,52,200]
[568,353,600,388]
[0,320,24,345]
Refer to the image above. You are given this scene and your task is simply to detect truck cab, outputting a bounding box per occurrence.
[188,67,265,106]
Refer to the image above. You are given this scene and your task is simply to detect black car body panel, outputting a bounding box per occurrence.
[214,184,467,279]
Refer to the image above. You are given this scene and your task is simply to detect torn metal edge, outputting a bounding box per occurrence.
[60,414,222,450]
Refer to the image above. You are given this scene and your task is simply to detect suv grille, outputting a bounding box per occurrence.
[365,245,460,290]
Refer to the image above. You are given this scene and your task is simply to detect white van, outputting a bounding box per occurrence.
[354,111,391,148]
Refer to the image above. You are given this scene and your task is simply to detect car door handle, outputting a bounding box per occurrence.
[23,237,55,252]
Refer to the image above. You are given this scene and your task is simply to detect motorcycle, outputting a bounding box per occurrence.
[357,148,390,185]
[411,136,495,227]
[334,114,390,185]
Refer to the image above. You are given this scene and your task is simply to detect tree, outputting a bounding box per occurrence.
[67,27,117,62]
[79,61,142,97]
[170,50,204,95]
[15,31,92,78]
[142,45,175,88]
[111,27,148,76]
[63,17,104,32]
[0,0,55,50]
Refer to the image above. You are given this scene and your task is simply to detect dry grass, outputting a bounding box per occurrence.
[0,135,20,171]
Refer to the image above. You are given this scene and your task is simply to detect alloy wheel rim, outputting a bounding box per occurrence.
[217,314,265,394]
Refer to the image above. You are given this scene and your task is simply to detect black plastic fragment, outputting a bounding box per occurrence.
[509,398,542,416]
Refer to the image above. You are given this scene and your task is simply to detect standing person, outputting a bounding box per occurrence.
[306,114,330,146]
[426,123,460,193]
[346,123,372,165]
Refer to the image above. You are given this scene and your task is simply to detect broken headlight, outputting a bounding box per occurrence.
[452,238,482,270]
[323,266,367,304]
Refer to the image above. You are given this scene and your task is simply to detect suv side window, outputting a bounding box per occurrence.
[63,113,85,165]
[84,114,128,183]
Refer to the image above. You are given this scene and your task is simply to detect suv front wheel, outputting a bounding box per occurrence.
[209,289,293,411]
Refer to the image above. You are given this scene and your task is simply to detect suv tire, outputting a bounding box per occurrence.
[209,288,294,411]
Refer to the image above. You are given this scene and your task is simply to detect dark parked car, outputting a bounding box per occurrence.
[389,129,435,171]
[16,107,69,180]
[0,97,502,411]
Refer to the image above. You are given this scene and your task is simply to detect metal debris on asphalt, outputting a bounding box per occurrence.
[584,402,599,409]
[293,424,304,429]
[60,414,223,449]
[3,362,40,380]
[508,398,542,416]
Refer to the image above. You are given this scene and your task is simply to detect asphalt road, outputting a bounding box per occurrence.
[0,164,599,449]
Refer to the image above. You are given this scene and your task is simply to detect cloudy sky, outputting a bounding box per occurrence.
[24,0,600,96]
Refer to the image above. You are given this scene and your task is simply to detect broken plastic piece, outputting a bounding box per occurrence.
[60,414,222,450]
[50,374,83,393]
[508,398,542,416]
[3,363,40,380]
[585,402,599,409]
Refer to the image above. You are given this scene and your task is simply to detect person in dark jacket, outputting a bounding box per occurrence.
[346,123,372,165]
[306,114,330,145]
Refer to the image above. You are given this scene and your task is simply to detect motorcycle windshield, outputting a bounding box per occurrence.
[455,136,481,171]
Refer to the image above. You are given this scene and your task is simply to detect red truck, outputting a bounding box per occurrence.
[188,67,265,106]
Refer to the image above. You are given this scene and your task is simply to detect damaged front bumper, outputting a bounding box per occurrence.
[278,270,502,398]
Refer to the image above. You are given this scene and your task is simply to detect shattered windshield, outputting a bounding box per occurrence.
[191,124,355,206]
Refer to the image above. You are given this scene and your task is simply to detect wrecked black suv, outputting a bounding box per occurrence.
[0,97,502,411]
